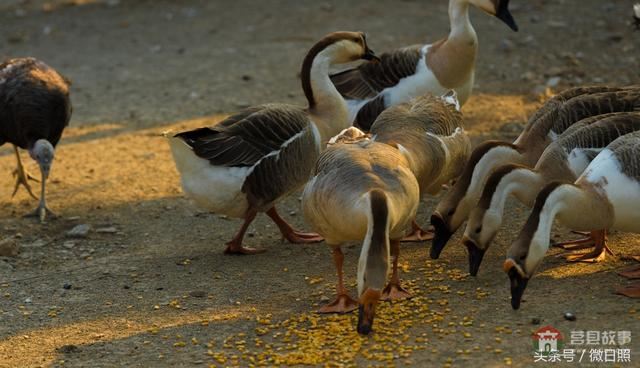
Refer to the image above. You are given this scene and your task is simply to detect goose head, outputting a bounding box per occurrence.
[468,0,519,31]
[307,31,379,66]
[634,3,640,30]
[29,139,55,180]
[462,206,500,276]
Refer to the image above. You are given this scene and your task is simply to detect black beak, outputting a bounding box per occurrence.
[508,267,528,310]
[362,47,380,62]
[357,304,375,335]
[430,214,452,259]
[464,239,486,277]
[496,0,518,32]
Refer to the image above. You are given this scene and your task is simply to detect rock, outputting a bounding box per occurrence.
[24,297,32,303]
[63,283,72,290]
[531,317,541,325]
[62,241,76,249]
[24,238,48,248]
[0,238,19,257]
[189,290,206,298]
[66,224,91,238]
[319,295,330,302]
[546,77,561,88]
[564,312,576,321]
[96,227,118,234]
[241,75,252,81]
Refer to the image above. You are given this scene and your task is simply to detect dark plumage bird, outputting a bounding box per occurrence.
[0,58,72,222]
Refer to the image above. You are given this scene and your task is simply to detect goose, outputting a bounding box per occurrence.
[168,32,379,254]
[505,130,640,309]
[0,57,72,222]
[370,92,470,241]
[634,3,640,29]
[302,128,419,335]
[430,86,640,259]
[463,112,640,275]
[329,0,518,130]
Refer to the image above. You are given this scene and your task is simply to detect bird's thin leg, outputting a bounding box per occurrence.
[24,168,56,222]
[266,207,323,243]
[318,247,358,313]
[11,145,38,199]
[562,230,612,263]
[382,240,411,300]
[401,219,434,242]
[224,209,265,255]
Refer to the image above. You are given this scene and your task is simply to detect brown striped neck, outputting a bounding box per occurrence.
[478,163,531,209]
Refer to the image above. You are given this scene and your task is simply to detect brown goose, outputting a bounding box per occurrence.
[302,128,419,334]
[505,130,640,308]
[168,32,378,254]
[330,0,518,130]
[370,92,470,241]
[430,86,640,259]
[463,112,640,275]
[0,58,72,222]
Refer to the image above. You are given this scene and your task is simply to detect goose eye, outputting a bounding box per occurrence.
[447,209,455,217]
[475,226,482,234]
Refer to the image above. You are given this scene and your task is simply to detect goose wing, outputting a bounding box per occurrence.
[330,45,423,100]
[174,104,309,168]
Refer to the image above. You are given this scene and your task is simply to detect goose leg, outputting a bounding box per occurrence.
[563,230,612,263]
[318,247,358,313]
[223,209,265,255]
[11,145,38,200]
[266,207,323,243]
[615,283,640,298]
[382,240,411,300]
[23,165,56,222]
[401,219,434,242]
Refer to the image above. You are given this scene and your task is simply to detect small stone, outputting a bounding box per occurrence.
[62,241,76,249]
[531,317,541,325]
[63,283,72,290]
[0,238,19,257]
[320,295,330,302]
[241,75,252,81]
[96,227,118,234]
[564,312,576,321]
[189,290,206,298]
[289,211,297,216]
[66,224,91,238]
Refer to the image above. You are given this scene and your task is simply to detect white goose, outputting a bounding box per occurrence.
[370,92,470,241]
[168,32,379,254]
[505,130,640,309]
[430,86,640,259]
[302,128,419,335]
[330,0,518,130]
[463,113,640,275]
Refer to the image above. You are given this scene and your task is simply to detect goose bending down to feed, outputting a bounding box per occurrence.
[430,86,640,259]
[168,32,379,254]
[505,130,640,309]
[302,128,419,334]
[330,0,518,130]
[369,92,470,241]
[0,58,72,222]
[463,112,640,275]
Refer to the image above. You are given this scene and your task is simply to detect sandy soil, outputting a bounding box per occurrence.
[0,0,639,367]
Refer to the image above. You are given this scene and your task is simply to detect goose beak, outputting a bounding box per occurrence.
[362,47,380,62]
[357,288,381,335]
[463,237,485,277]
[496,0,518,32]
[504,258,528,310]
[430,213,452,259]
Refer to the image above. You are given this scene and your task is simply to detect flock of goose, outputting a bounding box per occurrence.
[1,1,639,335]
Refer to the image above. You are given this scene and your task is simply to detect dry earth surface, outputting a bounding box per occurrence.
[0,0,639,367]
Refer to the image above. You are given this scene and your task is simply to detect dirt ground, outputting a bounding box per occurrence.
[0,0,639,367]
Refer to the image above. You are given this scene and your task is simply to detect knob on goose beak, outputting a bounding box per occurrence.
[363,47,380,62]
[495,0,519,32]
[430,213,453,259]
[357,288,381,335]
[463,237,486,277]
[504,258,528,310]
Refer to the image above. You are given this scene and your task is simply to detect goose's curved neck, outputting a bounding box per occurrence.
[448,0,477,41]
[301,49,350,143]
[498,168,544,211]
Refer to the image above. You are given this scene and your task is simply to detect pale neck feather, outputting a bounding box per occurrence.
[307,52,350,143]
[449,0,476,40]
